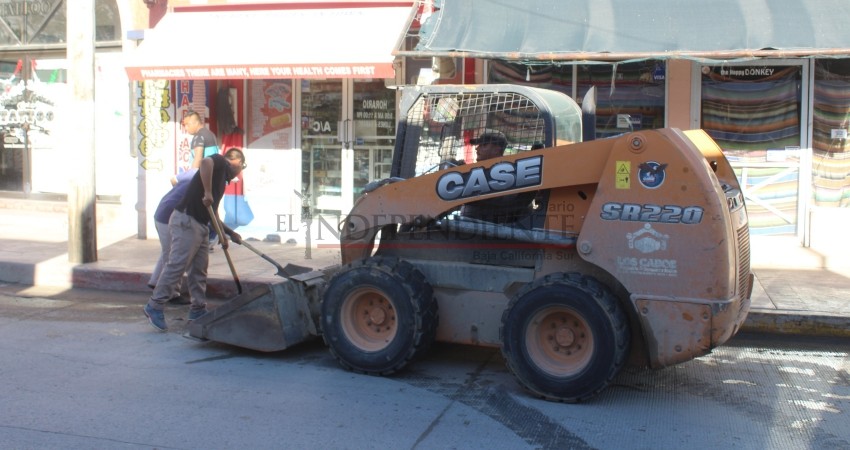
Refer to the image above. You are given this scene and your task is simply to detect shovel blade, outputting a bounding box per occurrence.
[277,263,313,278]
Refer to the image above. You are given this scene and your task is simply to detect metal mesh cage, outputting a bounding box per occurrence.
[404,91,547,176]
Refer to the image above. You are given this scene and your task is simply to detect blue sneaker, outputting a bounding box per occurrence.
[188,307,208,322]
[143,304,168,331]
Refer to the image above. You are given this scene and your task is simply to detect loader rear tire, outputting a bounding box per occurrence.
[321,256,438,375]
[500,273,629,403]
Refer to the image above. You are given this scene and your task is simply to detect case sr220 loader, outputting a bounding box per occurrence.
[189,84,753,403]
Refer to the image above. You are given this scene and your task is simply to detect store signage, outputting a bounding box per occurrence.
[127,63,394,81]
[0,102,54,125]
[311,121,333,133]
[1,0,54,16]
[703,65,794,81]
[355,99,394,130]
[0,78,56,149]
[717,67,775,77]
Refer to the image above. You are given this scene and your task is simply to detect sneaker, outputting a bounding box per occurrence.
[143,304,168,332]
[168,294,190,305]
[188,308,208,322]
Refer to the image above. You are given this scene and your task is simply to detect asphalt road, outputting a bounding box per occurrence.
[1,285,849,450]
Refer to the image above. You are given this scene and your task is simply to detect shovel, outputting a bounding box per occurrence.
[239,240,312,279]
[207,204,243,295]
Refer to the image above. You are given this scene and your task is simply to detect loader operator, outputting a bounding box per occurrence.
[460,130,537,224]
[143,149,246,332]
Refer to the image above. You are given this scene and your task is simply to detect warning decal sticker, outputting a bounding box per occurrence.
[616,161,630,189]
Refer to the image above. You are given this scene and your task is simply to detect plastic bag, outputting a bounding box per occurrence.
[223,194,254,227]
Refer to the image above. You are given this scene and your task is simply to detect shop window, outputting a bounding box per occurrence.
[1,53,128,197]
[246,79,293,149]
[352,79,396,197]
[488,60,666,139]
[701,66,803,159]
[0,57,65,193]
[813,60,850,207]
[576,63,665,138]
[701,64,804,234]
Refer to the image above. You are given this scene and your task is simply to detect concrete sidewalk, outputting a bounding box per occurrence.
[1,200,849,337]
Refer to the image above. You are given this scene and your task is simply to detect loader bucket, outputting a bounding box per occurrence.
[186,271,327,352]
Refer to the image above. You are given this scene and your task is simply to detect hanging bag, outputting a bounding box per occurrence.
[223,194,255,227]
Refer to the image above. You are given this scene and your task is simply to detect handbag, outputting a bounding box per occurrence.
[223,194,255,227]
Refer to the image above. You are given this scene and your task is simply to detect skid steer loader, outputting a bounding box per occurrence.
[189,84,752,403]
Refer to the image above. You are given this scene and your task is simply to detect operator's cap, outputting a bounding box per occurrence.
[470,129,507,147]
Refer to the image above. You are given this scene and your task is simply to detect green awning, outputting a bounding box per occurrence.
[398,0,850,62]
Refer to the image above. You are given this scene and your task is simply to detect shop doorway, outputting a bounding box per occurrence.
[301,79,396,217]
[696,60,810,236]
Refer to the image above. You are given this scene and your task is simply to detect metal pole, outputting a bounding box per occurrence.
[66,0,97,263]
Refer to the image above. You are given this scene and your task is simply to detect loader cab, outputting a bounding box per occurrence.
[390,84,583,225]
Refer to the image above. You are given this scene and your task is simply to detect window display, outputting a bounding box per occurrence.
[813,60,850,207]
[247,79,293,150]
[488,60,666,139]
[701,64,804,234]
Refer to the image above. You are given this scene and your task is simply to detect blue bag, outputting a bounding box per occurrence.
[223,194,255,228]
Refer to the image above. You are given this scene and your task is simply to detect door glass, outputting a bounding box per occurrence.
[0,145,23,191]
[701,64,803,234]
[0,59,25,192]
[352,79,395,199]
[301,80,342,215]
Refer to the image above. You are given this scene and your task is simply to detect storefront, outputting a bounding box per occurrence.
[400,0,850,244]
[0,0,129,201]
[126,2,414,241]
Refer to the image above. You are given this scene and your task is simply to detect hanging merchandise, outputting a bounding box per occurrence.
[217,86,243,136]
[223,193,254,227]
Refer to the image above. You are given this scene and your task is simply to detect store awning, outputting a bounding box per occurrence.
[125,4,414,81]
[399,0,850,62]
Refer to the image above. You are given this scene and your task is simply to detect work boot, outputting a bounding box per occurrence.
[188,307,208,322]
[143,304,168,332]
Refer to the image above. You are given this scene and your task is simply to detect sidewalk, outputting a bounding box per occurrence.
[1,200,849,337]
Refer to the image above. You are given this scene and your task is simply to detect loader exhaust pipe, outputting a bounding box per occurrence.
[582,86,597,142]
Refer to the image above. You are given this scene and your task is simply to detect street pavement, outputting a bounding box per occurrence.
[1,200,849,337]
[3,286,848,449]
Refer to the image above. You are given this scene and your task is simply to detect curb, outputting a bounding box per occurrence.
[69,265,278,300]
[3,262,849,339]
[742,310,850,338]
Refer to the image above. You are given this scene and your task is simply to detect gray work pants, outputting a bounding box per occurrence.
[148,210,209,312]
[148,220,185,293]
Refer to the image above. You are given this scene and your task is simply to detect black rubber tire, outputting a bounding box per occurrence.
[321,256,438,375]
[500,272,629,402]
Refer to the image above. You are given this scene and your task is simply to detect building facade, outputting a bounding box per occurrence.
[0,0,141,203]
[3,0,847,251]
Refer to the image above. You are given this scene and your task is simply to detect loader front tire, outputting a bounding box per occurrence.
[321,256,438,375]
[500,273,629,402]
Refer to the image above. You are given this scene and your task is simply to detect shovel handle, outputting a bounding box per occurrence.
[240,240,289,275]
[207,204,243,295]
